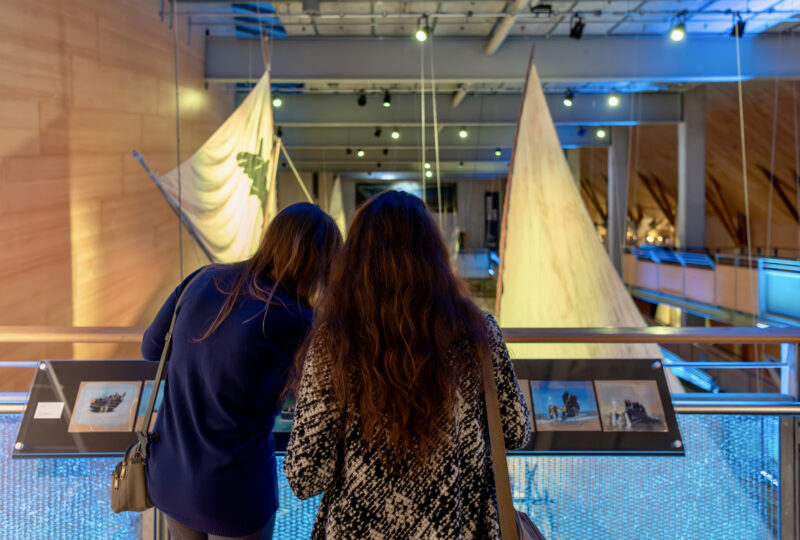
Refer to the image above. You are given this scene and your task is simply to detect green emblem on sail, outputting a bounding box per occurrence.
[237,138,270,214]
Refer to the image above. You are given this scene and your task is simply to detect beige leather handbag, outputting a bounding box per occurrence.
[110,272,199,513]
[481,350,546,540]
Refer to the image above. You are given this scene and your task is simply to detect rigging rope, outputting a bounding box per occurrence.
[420,43,427,195]
[428,35,443,226]
[766,79,779,256]
[733,14,757,324]
[172,0,184,278]
[794,81,800,249]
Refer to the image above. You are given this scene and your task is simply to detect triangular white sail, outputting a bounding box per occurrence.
[136,72,277,263]
[496,60,662,363]
[329,175,346,236]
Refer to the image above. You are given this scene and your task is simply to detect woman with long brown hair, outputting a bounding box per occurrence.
[285,190,531,539]
[142,202,342,540]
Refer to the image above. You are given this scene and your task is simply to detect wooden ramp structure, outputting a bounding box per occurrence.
[496,58,662,364]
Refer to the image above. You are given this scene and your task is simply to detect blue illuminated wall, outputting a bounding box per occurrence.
[1,414,780,540]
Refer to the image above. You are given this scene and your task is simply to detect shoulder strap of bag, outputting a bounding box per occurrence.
[137,270,203,457]
[481,349,519,540]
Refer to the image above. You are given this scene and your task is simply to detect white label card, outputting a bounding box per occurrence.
[34,401,65,419]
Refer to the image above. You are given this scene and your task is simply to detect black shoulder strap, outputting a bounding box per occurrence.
[137,270,203,457]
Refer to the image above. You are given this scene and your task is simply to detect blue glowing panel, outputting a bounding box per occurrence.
[274,415,779,539]
[0,415,141,540]
[0,414,779,539]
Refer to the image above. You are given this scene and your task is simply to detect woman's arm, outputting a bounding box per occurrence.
[284,336,344,500]
[485,313,532,450]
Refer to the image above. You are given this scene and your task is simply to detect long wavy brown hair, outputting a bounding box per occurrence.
[201,202,343,340]
[297,190,489,466]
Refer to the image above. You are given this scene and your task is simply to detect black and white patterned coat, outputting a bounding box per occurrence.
[284,314,532,539]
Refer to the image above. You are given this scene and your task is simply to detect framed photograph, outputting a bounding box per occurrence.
[517,379,534,430]
[134,380,165,432]
[594,380,669,432]
[510,358,682,455]
[530,380,601,431]
[68,381,141,433]
[273,393,295,433]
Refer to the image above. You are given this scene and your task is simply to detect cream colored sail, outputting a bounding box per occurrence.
[496,61,661,362]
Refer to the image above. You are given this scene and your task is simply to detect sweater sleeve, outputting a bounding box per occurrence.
[484,313,532,450]
[284,336,344,500]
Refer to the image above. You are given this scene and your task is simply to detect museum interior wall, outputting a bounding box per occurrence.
[580,80,800,252]
[0,0,233,391]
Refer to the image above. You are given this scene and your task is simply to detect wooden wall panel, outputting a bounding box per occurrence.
[715,265,737,311]
[657,264,684,296]
[684,267,715,305]
[0,0,231,391]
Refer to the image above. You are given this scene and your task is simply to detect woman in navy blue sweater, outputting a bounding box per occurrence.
[141,203,342,540]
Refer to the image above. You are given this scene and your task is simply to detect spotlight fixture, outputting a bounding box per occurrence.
[272,97,283,108]
[425,170,433,178]
[415,16,430,42]
[577,127,587,136]
[374,127,382,138]
[596,128,607,138]
[607,94,620,107]
[356,149,365,158]
[346,148,352,155]
[670,22,686,42]
[458,128,469,139]
[377,163,382,168]
[494,148,502,157]
[391,129,400,140]
[563,89,574,108]
[382,90,391,108]
[276,126,283,138]
[424,162,431,170]
[569,15,585,40]
[731,13,745,37]
[383,148,389,155]
[459,161,465,168]
[357,92,367,107]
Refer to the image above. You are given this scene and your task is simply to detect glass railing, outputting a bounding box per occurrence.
[0,326,798,539]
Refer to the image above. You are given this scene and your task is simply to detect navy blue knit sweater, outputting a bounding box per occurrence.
[142,264,311,536]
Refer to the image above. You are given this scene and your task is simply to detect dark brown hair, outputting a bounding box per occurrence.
[201,202,343,339]
[296,190,489,466]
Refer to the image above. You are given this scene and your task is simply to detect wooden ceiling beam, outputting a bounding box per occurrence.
[757,165,800,224]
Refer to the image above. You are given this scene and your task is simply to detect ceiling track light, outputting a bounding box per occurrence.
[494,148,502,157]
[607,94,620,107]
[382,89,391,108]
[391,129,400,140]
[458,127,469,139]
[595,128,607,139]
[731,12,746,37]
[374,127,382,138]
[563,89,575,108]
[569,14,585,40]
[670,12,687,42]
[357,92,367,107]
[356,149,366,158]
[415,15,430,42]
[272,96,282,108]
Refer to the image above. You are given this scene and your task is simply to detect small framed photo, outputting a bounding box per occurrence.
[134,381,165,432]
[530,380,601,431]
[68,381,141,433]
[594,380,669,432]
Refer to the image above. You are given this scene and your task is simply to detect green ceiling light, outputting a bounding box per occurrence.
[458,127,469,138]
[272,97,283,108]
[357,149,366,158]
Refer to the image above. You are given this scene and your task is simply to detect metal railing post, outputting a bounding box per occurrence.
[781,343,799,400]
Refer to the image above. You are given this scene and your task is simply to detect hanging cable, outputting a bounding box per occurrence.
[420,42,427,196]
[172,0,184,277]
[794,81,800,251]
[766,79,779,256]
[733,14,756,324]
[428,34,443,226]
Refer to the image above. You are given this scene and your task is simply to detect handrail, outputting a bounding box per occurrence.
[0,326,146,343]
[1,325,799,344]
[501,327,800,344]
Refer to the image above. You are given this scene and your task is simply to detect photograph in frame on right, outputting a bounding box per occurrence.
[594,380,669,432]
